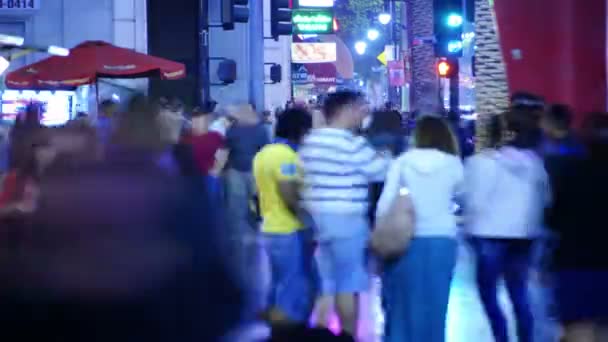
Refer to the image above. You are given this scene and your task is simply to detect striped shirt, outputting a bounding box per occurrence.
[299,128,390,214]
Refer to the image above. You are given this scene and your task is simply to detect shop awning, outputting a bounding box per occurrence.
[5,41,185,90]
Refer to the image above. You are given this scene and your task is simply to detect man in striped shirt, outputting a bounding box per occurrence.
[299,91,390,338]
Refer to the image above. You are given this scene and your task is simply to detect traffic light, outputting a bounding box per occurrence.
[221,0,249,31]
[437,59,457,78]
[271,0,292,40]
[270,64,282,83]
[218,59,237,84]
[434,0,464,57]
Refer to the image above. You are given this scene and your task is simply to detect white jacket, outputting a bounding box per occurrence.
[377,148,464,237]
[464,147,550,239]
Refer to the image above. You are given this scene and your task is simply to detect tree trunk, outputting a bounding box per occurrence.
[407,0,439,114]
[474,0,509,149]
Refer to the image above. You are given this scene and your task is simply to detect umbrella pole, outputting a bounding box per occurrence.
[95,78,100,118]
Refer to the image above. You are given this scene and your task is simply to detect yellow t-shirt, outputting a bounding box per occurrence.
[253,143,303,234]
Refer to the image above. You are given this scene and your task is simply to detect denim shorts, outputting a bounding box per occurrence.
[311,212,370,295]
[262,230,316,322]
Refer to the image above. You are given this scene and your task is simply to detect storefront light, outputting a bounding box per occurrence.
[0,34,24,47]
[47,46,70,57]
[0,57,10,75]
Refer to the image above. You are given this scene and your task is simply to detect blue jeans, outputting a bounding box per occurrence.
[205,175,223,202]
[470,238,534,342]
[382,237,457,342]
[224,169,256,237]
[262,230,316,322]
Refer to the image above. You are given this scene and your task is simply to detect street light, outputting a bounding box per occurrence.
[354,41,367,55]
[378,12,392,25]
[367,28,380,41]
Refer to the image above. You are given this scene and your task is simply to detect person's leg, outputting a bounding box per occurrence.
[470,238,510,342]
[382,248,413,342]
[594,323,608,342]
[312,295,334,328]
[427,238,458,342]
[562,322,596,342]
[504,239,534,342]
[224,169,254,237]
[262,232,312,324]
[383,238,437,342]
[333,234,369,338]
[261,233,286,323]
[335,293,358,338]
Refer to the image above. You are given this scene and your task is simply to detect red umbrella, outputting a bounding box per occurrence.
[5,41,186,90]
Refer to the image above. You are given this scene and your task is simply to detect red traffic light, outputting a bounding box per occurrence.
[437,60,451,77]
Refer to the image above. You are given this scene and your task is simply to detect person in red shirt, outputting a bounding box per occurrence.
[181,109,231,176]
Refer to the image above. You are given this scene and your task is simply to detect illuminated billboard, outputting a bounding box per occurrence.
[292,9,334,34]
[297,0,334,7]
[291,42,337,64]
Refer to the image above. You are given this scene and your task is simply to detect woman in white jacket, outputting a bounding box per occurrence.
[464,112,550,342]
[377,116,464,342]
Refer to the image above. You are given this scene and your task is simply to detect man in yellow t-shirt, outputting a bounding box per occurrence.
[253,107,314,324]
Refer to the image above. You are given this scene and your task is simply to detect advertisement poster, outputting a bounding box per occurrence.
[388,60,405,87]
[291,42,337,64]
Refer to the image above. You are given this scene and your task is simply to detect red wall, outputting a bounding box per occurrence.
[494,0,606,126]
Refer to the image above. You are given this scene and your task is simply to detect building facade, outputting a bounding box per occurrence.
[0,0,147,110]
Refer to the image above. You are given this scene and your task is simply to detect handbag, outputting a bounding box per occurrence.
[370,167,415,260]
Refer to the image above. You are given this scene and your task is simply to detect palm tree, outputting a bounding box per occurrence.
[473,0,509,149]
[406,0,439,114]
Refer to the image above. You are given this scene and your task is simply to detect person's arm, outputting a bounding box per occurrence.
[258,124,271,151]
[353,138,391,182]
[273,154,301,214]
[375,160,402,218]
[462,155,492,224]
[209,148,230,177]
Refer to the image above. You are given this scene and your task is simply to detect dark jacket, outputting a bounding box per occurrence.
[546,156,608,270]
[226,123,270,172]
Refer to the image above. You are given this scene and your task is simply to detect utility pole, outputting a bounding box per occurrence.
[387,0,398,107]
[198,0,210,108]
[448,58,459,112]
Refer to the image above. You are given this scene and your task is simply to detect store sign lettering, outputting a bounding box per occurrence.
[292,9,334,34]
[0,0,39,10]
[292,65,309,83]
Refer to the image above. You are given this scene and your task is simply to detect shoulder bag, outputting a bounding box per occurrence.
[370,166,415,260]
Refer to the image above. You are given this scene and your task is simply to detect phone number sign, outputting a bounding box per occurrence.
[0,0,39,10]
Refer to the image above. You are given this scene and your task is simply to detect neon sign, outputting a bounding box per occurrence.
[292,9,334,34]
[297,0,334,7]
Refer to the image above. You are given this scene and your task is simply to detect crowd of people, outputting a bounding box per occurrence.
[0,89,606,342]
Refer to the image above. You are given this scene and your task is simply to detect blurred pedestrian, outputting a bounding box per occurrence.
[254,107,314,325]
[464,109,550,342]
[299,91,390,338]
[224,103,269,236]
[95,99,118,147]
[366,109,405,226]
[377,116,463,342]
[546,113,608,342]
[540,104,585,157]
[0,95,244,342]
[218,104,269,321]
